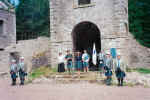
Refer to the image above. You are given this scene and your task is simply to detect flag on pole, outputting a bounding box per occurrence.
[92,43,97,65]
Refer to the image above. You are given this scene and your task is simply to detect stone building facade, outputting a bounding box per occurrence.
[0,1,16,73]
[49,0,150,68]
[0,1,16,49]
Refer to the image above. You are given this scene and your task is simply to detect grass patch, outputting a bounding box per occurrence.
[126,67,150,74]
[135,68,150,74]
[126,67,134,72]
[28,66,58,80]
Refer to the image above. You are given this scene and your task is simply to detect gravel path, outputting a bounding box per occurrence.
[0,78,150,100]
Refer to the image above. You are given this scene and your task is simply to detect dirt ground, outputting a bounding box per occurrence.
[0,77,150,100]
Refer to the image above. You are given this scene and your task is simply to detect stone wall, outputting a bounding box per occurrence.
[0,9,16,49]
[0,37,50,73]
[127,34,150,68]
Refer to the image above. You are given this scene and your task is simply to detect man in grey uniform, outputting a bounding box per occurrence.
[10,60,18,85]
[114,53,126,86]
[18,57,27,85]
[104,51,113,85]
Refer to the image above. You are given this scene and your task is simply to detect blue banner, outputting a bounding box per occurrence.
[110,48,117,58]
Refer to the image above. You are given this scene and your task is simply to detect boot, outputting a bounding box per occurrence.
[120,78,123,86]
[117,78,121,86]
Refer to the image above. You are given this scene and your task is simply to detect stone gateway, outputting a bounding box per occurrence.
[49,0,150,68]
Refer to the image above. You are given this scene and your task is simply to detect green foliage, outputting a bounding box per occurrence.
[29,66,56,80]
[16,0,50,40]
[135,68,150,74]
[129,0,150,48]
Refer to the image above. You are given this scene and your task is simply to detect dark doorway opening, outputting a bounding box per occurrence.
[0,20,3,35]
[72,21,101,71]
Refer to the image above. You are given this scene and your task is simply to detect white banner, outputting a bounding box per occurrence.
[92,43,97,65]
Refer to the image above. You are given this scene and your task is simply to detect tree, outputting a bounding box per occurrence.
[129,0,150,48]
[16,0,50,40]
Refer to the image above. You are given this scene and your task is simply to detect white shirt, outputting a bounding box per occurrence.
[98,53,104,60]
[18,62,25,71]
[10,64,17,71]
[82,53,90,62]
[58,55,65,63]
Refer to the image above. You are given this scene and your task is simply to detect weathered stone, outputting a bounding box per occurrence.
[0,1,16,73]
[49,0,150,68]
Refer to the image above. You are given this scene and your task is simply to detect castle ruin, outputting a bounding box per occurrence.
[49,0,150,68]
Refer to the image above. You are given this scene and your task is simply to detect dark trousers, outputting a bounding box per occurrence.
[58,63,65,72]
[10,71,17,85]
[115,68,125,86]
[11,78,16,85]
[117,78,123,86]
[19,69,26,85]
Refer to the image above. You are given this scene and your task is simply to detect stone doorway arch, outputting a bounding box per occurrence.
[72,21,101,70]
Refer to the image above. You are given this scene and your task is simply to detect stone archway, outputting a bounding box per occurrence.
[72,21,101,70]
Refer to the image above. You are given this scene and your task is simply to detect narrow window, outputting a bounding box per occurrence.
[78,0,91,5]
[0,20,3,35]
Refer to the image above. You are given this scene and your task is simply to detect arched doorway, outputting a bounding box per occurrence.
[72,21,101,70]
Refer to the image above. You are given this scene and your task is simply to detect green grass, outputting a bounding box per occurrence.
[135,68,150,74]
[28,66,57,80]
[126,67,134,72]
[126,67,150,74]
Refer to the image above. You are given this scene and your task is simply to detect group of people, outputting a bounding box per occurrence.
[58,49,126,86]
[98,51,126,86]
[58,50,90,76]
[10,57,27,86]
[9,49,126,86]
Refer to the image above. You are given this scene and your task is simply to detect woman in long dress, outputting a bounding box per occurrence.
[58,52,65,73]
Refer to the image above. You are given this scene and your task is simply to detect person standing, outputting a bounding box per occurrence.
[10,60,18,86]
[18,57,27,85]
[57,52,65,73]
[98,51,105,74]
[75,51,82,77]
[104,52,113,85]
[65,50,73,74]
[82,50,90,72]
[114,54,126,86]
